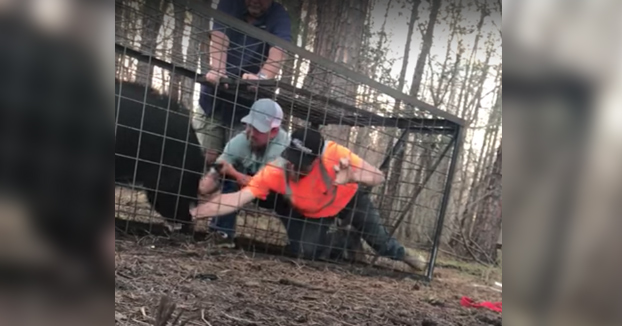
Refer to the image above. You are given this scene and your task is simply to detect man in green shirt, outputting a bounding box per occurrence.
[199,98,291,248]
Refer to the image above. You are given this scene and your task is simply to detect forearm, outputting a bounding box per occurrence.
[200,190,253,217]
[210,31,229,72]
[351,166,385,187]
[259,47,285,79]
[206,195,240,216]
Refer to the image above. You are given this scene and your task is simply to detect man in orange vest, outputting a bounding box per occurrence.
[192,127,426,271]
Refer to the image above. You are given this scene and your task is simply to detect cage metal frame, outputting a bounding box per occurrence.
[114,0,465,282]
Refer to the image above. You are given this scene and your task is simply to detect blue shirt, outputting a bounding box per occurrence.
[198,0,292,118]
[212,0,292,77]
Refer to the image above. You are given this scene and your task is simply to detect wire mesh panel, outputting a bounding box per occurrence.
[114,0,464,281]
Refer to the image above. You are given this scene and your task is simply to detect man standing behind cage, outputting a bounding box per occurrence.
[196,0,292,163]
[191,127,428,272]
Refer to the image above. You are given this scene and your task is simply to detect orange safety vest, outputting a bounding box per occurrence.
[274,141,338,214]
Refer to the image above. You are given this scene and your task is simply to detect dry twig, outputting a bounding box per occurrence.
[222,312,258,325]
[153,296,189,326]
[200,309,212,326]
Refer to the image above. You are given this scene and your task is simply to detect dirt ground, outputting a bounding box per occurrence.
[115,187,502,325]
[114,237,502,326]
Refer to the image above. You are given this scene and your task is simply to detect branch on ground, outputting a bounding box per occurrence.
[154,296,189,326]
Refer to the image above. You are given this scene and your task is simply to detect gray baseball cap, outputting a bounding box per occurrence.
[240,99,283,133]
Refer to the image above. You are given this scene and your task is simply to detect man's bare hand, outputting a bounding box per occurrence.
[236,175,252,187]
[218,161,234,176]
[205,70,227,88]
[242,73,260,81]
[334,157,353,185]
[190,201,218,221]
[242,73,261,91]
[219,161,251,187]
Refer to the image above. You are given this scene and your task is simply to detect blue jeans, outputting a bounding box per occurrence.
[339,190,405,260]
[210,186,405,261]
[287,190,406,261]
[208,178,326,258]
[207,178,240,238]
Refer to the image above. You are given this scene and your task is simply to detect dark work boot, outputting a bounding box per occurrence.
[402,248,427,272]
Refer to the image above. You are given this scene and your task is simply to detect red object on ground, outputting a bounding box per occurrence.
[460,296,502,313]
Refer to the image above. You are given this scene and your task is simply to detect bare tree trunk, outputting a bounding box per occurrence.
[460,44,494,236]
[303,0,340,93]
[431,0,463,108]
[305,0,370,143]
[381,0,441,233]
[395,0,420,97]
[445,41,464,114]
[169,4,186,103]
[135,0,167,86]
[424,0,464,245]
[464,34,494,125]
[116,0,141,80]
[409,0,442,97]
[370,0,393,80]
[289,0,313,89]
[450,2,491,248]
[378,0,422,220]
[335,0,370,143]
[281,0,310,130]
[277,0,303,85]
[480,67,502,173]
[457,2,490,119]
[470,141,502,263]
[452,79,502,258]
[182,2,211,111]
[355,0,392,151]
[115,0,125,41]
[405,0,442,243]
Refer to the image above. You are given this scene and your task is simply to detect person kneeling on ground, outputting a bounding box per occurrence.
[192,127,427,271]
[198,98,294,248]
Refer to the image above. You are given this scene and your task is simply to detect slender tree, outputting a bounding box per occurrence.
[380,0,442,230]
[354,0,393,151]
[409,0,442,97]
[277,0,304,85]
[304,0,371,144]
[450,0,491,249]
[169,4,186,103]
[135,0,168,86]
[182,2,212,110]
[378,0,421,220]
[469,140,502,263]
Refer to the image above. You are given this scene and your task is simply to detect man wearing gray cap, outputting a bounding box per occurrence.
[198,98,291,247]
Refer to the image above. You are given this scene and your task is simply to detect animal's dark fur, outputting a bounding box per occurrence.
[115,79,206,233]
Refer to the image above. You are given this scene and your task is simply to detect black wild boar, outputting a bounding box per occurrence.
[115,79,206,233]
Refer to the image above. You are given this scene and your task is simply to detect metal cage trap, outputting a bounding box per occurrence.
[114,0,464,282]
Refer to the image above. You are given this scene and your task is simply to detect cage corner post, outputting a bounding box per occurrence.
[426,123,463,281]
